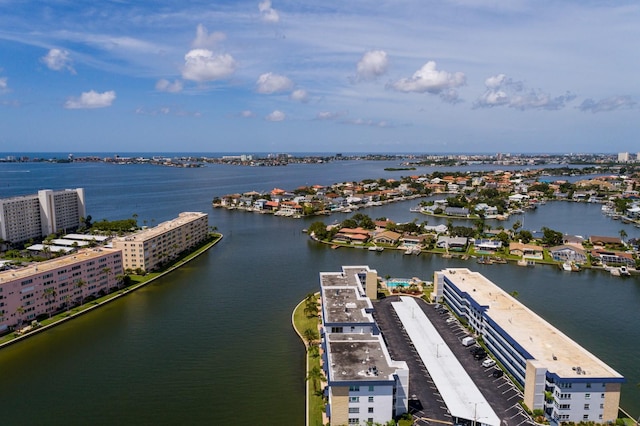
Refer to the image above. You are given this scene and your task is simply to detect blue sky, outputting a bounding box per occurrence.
[0,0,638,154]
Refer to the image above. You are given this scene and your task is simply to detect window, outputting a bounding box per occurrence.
[349,397,359,403]
[368,407,374,413]
[583,415,589,421]
[349,386,360,392]
[368,386,374,392]
[348,419,359,424]
[601,393,605,398]
[599,404,604,409]
[348,408,359,414]
[586,383,591,388]
[584,404,590,410]
[585,393,590,399]
[368,396,374,403]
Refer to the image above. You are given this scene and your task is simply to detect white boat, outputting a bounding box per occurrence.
[561,262,573,271]
[620,266,631,276]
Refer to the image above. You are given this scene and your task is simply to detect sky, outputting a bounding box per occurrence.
[0,0,639,154]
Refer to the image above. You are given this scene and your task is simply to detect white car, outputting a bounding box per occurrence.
[482,358,496,368]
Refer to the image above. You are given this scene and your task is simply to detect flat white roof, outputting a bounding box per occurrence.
[27,244,75,253]
[51,239,89,247]
[64,234,110,242]
[392,296,500,426]
[440,268,623,380]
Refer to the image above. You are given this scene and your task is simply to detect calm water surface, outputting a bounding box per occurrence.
[0,161,638,424]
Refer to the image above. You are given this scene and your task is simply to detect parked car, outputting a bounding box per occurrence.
[492,369,504,378]
[482,359,496,368]
[474,352,487,360]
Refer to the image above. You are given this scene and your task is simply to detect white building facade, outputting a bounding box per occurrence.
[0,188,86,244]
[433,268,623,424]
[320,266,409,426]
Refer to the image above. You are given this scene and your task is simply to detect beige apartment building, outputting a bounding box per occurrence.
[0,188,86,244]
[112,212,209,273]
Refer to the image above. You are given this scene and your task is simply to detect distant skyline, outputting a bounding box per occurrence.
[0,1,638,153]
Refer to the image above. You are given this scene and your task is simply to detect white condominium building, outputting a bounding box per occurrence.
[319,266,409,426]
[433,268,624,424]
[0,188,86,244]
[112,212,209,273]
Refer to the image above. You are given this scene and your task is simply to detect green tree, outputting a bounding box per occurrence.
[303,328,319,344]
[42,287,58,318]
[541,227,563,246]
[619,229,628,244]
[518,230,533,244]
[308,221,328,240]
[306,366,325,392]
[75,279,87,306]
[512,220,522,234]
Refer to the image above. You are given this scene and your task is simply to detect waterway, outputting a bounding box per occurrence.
[0,159,638,424]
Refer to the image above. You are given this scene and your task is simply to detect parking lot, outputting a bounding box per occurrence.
[373,296,536,426]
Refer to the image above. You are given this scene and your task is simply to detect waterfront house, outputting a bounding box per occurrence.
[509,242,543,259]
[475,239,502,252]
[549,245,587,263]
[589,235,623,247]
[334,227,371,244]
[400,234,431,248]
[436,236,468,250]
[372,230,401,245]
[590,249,635,267]
[443,206,469,217]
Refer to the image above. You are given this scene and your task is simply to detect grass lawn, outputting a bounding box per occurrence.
[292,294,325,426]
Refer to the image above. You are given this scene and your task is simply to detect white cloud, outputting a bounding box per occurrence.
[64,90,116,109]
[192,24,226,49]
[316,111,344,120]
[290,89,309,102]
[155,79,183,93]
[0,77,7,92]
[356,50,388,81]
[259,0,280,23]
[182,49,236,82]
[579,96,636,113]
[265,110,285,121]
[42,48,75,73]
[345,118,391,128]
[241,110,254,118]
[474,74,575,110]
[256,72,293,94]
[390,61,465,102]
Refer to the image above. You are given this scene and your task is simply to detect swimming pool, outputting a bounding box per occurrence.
[386,279,413,288]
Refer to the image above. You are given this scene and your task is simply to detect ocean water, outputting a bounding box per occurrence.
[0,160,638,424]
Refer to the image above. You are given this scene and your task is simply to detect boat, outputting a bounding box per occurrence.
[368,246,384,252]
[477,256,493,265]
[493,257,507,264]
[518,259,535,267]
[404,248,413,255]
[561,262,573,271]
[620,266,631,276]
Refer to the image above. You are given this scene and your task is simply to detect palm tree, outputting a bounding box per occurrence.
[15,306,25,329]
[43,287,58,318]
[306,366,325,392]
[619,229,627,244]
[75,279,86,306]
[303,328,319,345]
[101,267,112,293]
